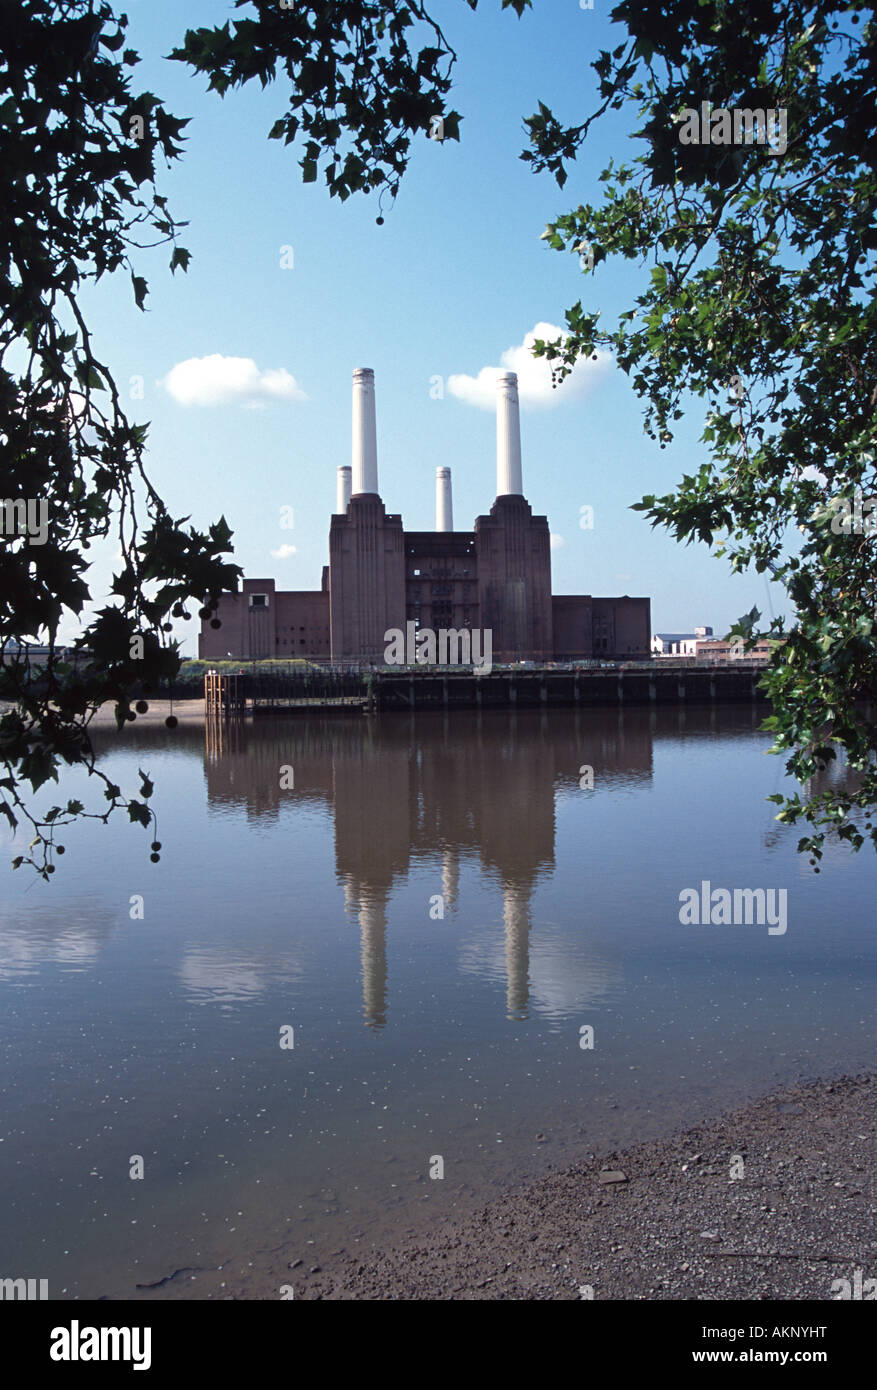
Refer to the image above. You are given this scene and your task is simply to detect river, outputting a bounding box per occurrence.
[0,705,873,1298]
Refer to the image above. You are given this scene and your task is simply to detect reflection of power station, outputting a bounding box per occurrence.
[341,878,387,1025]
[441,846,460,910]
[502,884,531,1020]
[346,886,389,1030]
[201,707,661,1025]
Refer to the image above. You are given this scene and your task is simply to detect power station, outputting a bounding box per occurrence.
[198,368,650,664]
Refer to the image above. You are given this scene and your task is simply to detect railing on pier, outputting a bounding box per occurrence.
[203,664,370,716]
[245,664,369,712]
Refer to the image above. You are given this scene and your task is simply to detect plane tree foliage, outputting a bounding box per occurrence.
[176,0,877,864]
[526,0,877,867]
[1,0,240,876]
[168,0,530,205]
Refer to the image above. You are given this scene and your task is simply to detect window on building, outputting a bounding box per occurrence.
[249,593,268,608]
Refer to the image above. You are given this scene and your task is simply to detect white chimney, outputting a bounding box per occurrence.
[336,465,352,513]
[496,371,523,497]
[436,466,453,531]
[351,367,379,496]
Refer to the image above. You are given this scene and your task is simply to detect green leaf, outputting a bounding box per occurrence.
[131,274,148,310]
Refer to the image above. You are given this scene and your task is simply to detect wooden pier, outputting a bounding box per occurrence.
[204,666,369,716]
[204,670,244,719]
[368,664,770,712]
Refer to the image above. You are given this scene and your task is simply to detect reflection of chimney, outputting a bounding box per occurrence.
[351,367,379,496]
[436,466,453,532]
[358,892,388,1028]
[336,465,352,513]
[441,845,459,908]
[496,371,523,497]
[502,883,531,1019]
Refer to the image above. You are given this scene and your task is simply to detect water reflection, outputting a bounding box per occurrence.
[2,703,872,1302]
[178,946,304,1006]
[199,707,761,1025]
[0,900,116,980]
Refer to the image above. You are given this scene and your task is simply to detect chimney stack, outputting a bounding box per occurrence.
[496,371,523,497]
[436,466,453,532]
[351,367,379,496]
[336,465,352,514]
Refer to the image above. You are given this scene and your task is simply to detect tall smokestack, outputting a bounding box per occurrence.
[351,367,378,496]
[496,371,523,497]
[336,465,352,513]
[436,466,453,531]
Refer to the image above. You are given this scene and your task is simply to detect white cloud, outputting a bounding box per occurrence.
[270,544,297,560]
[161,355,306,408]
[550,534,565,550]
[798,464,826,484]
[447,322,612,411]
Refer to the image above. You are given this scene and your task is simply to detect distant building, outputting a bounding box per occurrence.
[695,638,773,662]
[652,626,713,657]
[199,369,651,665]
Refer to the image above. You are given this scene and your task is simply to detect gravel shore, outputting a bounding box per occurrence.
[285,1074,875,1300]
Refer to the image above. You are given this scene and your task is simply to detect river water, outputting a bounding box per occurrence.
[0,706,874,1298]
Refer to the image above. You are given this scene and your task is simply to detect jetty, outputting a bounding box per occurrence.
[204,660,770,719]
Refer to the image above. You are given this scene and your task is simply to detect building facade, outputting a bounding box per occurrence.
[199,368,651,665]
[651,626,713,657]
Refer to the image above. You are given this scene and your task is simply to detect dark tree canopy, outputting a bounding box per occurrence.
[1,0,240,875]
[168,0,529,204]
[526,0,876,863]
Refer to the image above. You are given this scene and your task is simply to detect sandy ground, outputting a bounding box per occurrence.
[220,1073,874,1301]
[88,698,205,726]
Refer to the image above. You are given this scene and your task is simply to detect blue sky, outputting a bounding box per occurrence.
[76,0,786,653]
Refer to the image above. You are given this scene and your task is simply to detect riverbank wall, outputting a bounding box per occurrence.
[370,665,769,712]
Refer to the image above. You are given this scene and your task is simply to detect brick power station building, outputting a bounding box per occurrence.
[198,368,650,665]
